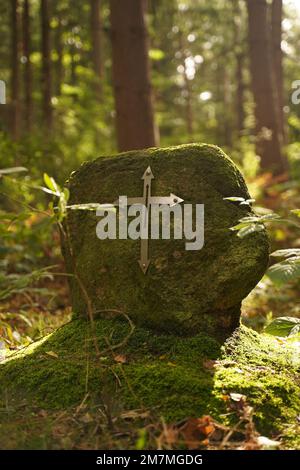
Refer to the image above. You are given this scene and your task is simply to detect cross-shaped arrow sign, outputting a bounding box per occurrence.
[115,166,184,274]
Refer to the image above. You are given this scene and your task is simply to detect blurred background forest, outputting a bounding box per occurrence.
[1,0,300,349]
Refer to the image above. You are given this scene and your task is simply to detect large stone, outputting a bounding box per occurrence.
[63,143,269,336]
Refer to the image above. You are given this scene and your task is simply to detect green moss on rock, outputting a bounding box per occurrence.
[0,318,299,446]
[64,143,269,336]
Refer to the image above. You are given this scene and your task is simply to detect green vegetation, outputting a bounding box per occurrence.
[0,317,299,449]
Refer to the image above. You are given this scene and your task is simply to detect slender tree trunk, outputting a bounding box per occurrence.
[40,0,52,131]
[91,0,103,97]
[183,68,194,140]
[11,0,21,139]
[271,0,286,144]
[232,0,245,135]
[110,0,157,151]
[236,51,245,134]
[223,68,233,147]
[22,0,32,133]
[246,0,286,174]
[54,8,63,96]
[70,43,77,85]
[179,32,193,140]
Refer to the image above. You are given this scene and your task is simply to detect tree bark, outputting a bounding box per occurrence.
[91,0,103,97]
[271,0,286,144]
[11,0,21,139]
[179,32,194,140]
[246,0,286,174]
[110,0,157,151]
[54,5,63,96]
[236,51,245,134]
[232,0,245,135]
[223,68,233,147]
[22,0,32,133]
[40,0,52,131]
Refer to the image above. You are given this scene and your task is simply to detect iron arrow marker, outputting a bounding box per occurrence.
[114,166,184,274]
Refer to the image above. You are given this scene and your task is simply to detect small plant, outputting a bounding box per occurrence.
[264,316,300,337]
[225,196,300,285]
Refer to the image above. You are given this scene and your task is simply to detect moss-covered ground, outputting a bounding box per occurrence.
[0,315,299,449]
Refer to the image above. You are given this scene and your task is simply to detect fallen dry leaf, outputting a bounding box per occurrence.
[179,416,215,449]
[202,359,216,370]
[114,354,127,364]
[230,392,245,402]
[121,409,150,420]
[257,435,281,449]
[45,351,59,358]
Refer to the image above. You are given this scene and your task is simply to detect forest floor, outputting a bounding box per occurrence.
[0,179,300,450]
[0,269,299,450]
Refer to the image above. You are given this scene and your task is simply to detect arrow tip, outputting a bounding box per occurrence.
[170,193,184,206]
[142,166,154,180]
[138,259,150,274]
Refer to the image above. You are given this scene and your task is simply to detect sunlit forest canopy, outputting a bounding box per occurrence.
[0,0,299,181]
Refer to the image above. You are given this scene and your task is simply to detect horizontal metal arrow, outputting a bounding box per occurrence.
[150,193,184,207]
[114,194,184,207]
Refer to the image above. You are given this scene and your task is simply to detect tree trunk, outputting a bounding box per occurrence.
[236,51,245,135]
[110,0,157,151]
[246,0,286,174]
[223,68,233,147]
[70,43,77,86]
[22,0,32,133]
[183,68,194,140]
[40,0,52,131]
[90,0,103,97]
[11,0,21,139]
[54,6,63,96]
[271,0,286,144]
[232,0,245,135]
[179,32,194,140]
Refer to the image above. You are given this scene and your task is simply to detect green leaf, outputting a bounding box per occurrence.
[267,258,300,285]
[224,196,246,202]
[37,185,60,197]
[67,203,116,211]
[291,209,300,217]
[43,173,59,194]
[259,213,281,221]
[63,187,70,202]
[0,167,27,175]
[264,316,300,337]
[237,223,265,238]
[231,212,280,234]
[240,198,256,206]
[271,249,300,258]
[224,197,255,206]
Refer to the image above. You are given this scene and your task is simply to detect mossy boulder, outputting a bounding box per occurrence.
[0,318,299,447]
[64,143,269,336]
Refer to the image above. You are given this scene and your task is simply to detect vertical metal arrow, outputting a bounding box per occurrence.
[138,166,153,274]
